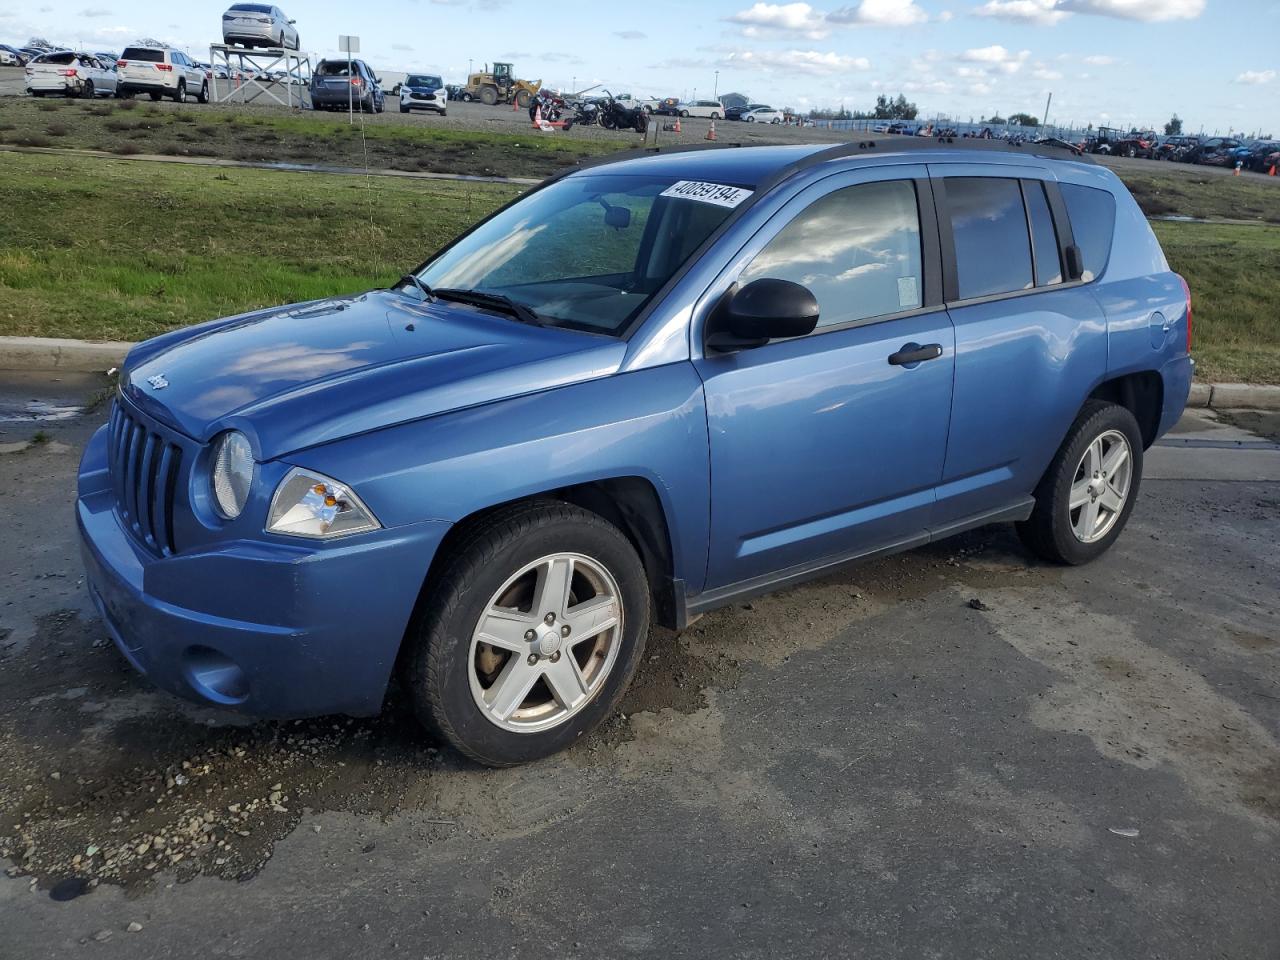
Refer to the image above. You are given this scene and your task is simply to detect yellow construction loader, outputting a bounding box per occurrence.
[459,62,541,107]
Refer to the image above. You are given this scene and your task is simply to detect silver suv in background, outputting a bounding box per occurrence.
[25,51,118,98]
[221,4,300,50]
[116,46,208,103]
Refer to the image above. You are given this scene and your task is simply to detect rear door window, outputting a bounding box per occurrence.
[1059,183,1116,282]
[739,179,924,329]
[946,177,1033,299]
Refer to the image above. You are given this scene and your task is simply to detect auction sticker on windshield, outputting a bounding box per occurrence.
[661,181,753,208]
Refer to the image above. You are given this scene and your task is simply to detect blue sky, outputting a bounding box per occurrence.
[4,0,1276,134]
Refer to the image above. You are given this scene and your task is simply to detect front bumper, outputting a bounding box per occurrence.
[77,424,450,718]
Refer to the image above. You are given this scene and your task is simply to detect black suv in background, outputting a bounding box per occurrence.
[310,58,384,112]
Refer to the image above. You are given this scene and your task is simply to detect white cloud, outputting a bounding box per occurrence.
[974,0,1068,25]
[1082,54,1118,65]
[615,29,647,39]
[727,2,830,38]
[828,0,929,25]
[1031,64,1063,80]
[79,6,112,15]
[960,44,1029,66]
[937,9,954,20]
[1055,0,1204,21]
[725,48,871,75]
[1235,69,1276,85]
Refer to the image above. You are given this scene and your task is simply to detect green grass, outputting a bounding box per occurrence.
[1,149,1279,384]
[0,97,619,177]
[1115,166,1280,224]
[1154,220,1280,383]
[0,151,520,342]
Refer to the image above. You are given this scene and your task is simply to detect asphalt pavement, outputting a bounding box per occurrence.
[0,370,1278,958]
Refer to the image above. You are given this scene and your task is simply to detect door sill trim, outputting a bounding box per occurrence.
[683,497,1034,624]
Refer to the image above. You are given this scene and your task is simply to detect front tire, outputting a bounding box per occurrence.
[1017,400,1144,565]
[198,80,209,104]
[405,502,650,767]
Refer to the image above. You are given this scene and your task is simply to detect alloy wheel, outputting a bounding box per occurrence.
[1069,429,1132,543]
[468,553,623,734]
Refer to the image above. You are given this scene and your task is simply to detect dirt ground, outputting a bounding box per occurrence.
[0,370,1277,957]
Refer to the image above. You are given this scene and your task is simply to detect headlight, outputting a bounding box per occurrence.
[210,431,254,520]
[266,468,380,539]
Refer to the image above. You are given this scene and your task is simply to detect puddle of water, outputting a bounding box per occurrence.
[0,400,84,423]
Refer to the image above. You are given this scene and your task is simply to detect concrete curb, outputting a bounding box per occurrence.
[0,337,133,373]
[2,336,1279,409]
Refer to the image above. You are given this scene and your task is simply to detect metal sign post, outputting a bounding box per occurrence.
[339,35,359,124]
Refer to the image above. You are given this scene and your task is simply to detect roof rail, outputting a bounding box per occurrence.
[550,134,1091,188]
[799,134,1093,165]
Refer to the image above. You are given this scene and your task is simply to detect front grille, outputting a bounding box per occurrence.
[107,401,183,556]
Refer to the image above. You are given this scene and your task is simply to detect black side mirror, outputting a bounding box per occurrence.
[706,278,819,352]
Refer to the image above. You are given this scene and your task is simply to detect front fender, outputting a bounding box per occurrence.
[285,363,711,595]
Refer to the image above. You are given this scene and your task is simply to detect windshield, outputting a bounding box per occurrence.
[415,174,745,336]
[407,74,442,88]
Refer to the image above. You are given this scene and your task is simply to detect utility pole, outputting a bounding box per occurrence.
[713,70,719,100]
[1042,91,1052,133]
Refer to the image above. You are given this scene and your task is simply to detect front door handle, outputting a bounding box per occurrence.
[888,342,943,366]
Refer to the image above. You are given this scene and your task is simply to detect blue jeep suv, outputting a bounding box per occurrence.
[77,139,1193,765]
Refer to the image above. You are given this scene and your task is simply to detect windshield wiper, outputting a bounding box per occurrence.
[434,288,543,326]
[396,274,436,302]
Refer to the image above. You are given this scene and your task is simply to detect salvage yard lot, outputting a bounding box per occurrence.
[2,136,1279,382]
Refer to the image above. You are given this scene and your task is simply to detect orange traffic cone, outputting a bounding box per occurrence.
[1270,164,1277,177]
[706,120,716,141]
[532,104,542,129]
[1233,162,1242,176]
[673,116,681,133]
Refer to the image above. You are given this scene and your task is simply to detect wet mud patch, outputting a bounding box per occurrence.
[0,528,1057,893]
[1228,627,1276,652]
[978,588,1280,827]
[681,525,1055,669]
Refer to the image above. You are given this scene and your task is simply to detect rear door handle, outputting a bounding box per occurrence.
[888,343,943,366]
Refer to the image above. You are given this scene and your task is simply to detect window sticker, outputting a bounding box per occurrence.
[897,275,919,308]
[660,181,753,208]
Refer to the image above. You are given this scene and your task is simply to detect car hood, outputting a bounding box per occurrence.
[121,290,627,460]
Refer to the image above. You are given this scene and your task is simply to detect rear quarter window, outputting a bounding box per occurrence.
[1060,183,1117,282]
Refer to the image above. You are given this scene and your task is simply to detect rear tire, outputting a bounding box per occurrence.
[405,502,650,767]
[198,80,209,104]
[1017,400,1144,565]
[173,80,186,103]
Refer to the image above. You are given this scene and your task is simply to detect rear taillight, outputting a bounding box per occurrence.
[1179,274,1192,352]
[59,68,77,77]
[156,63,173,72]
[116,59,126,68]
[351,76,362,86]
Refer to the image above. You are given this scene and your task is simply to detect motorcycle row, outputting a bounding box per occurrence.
[528,89,649,133]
